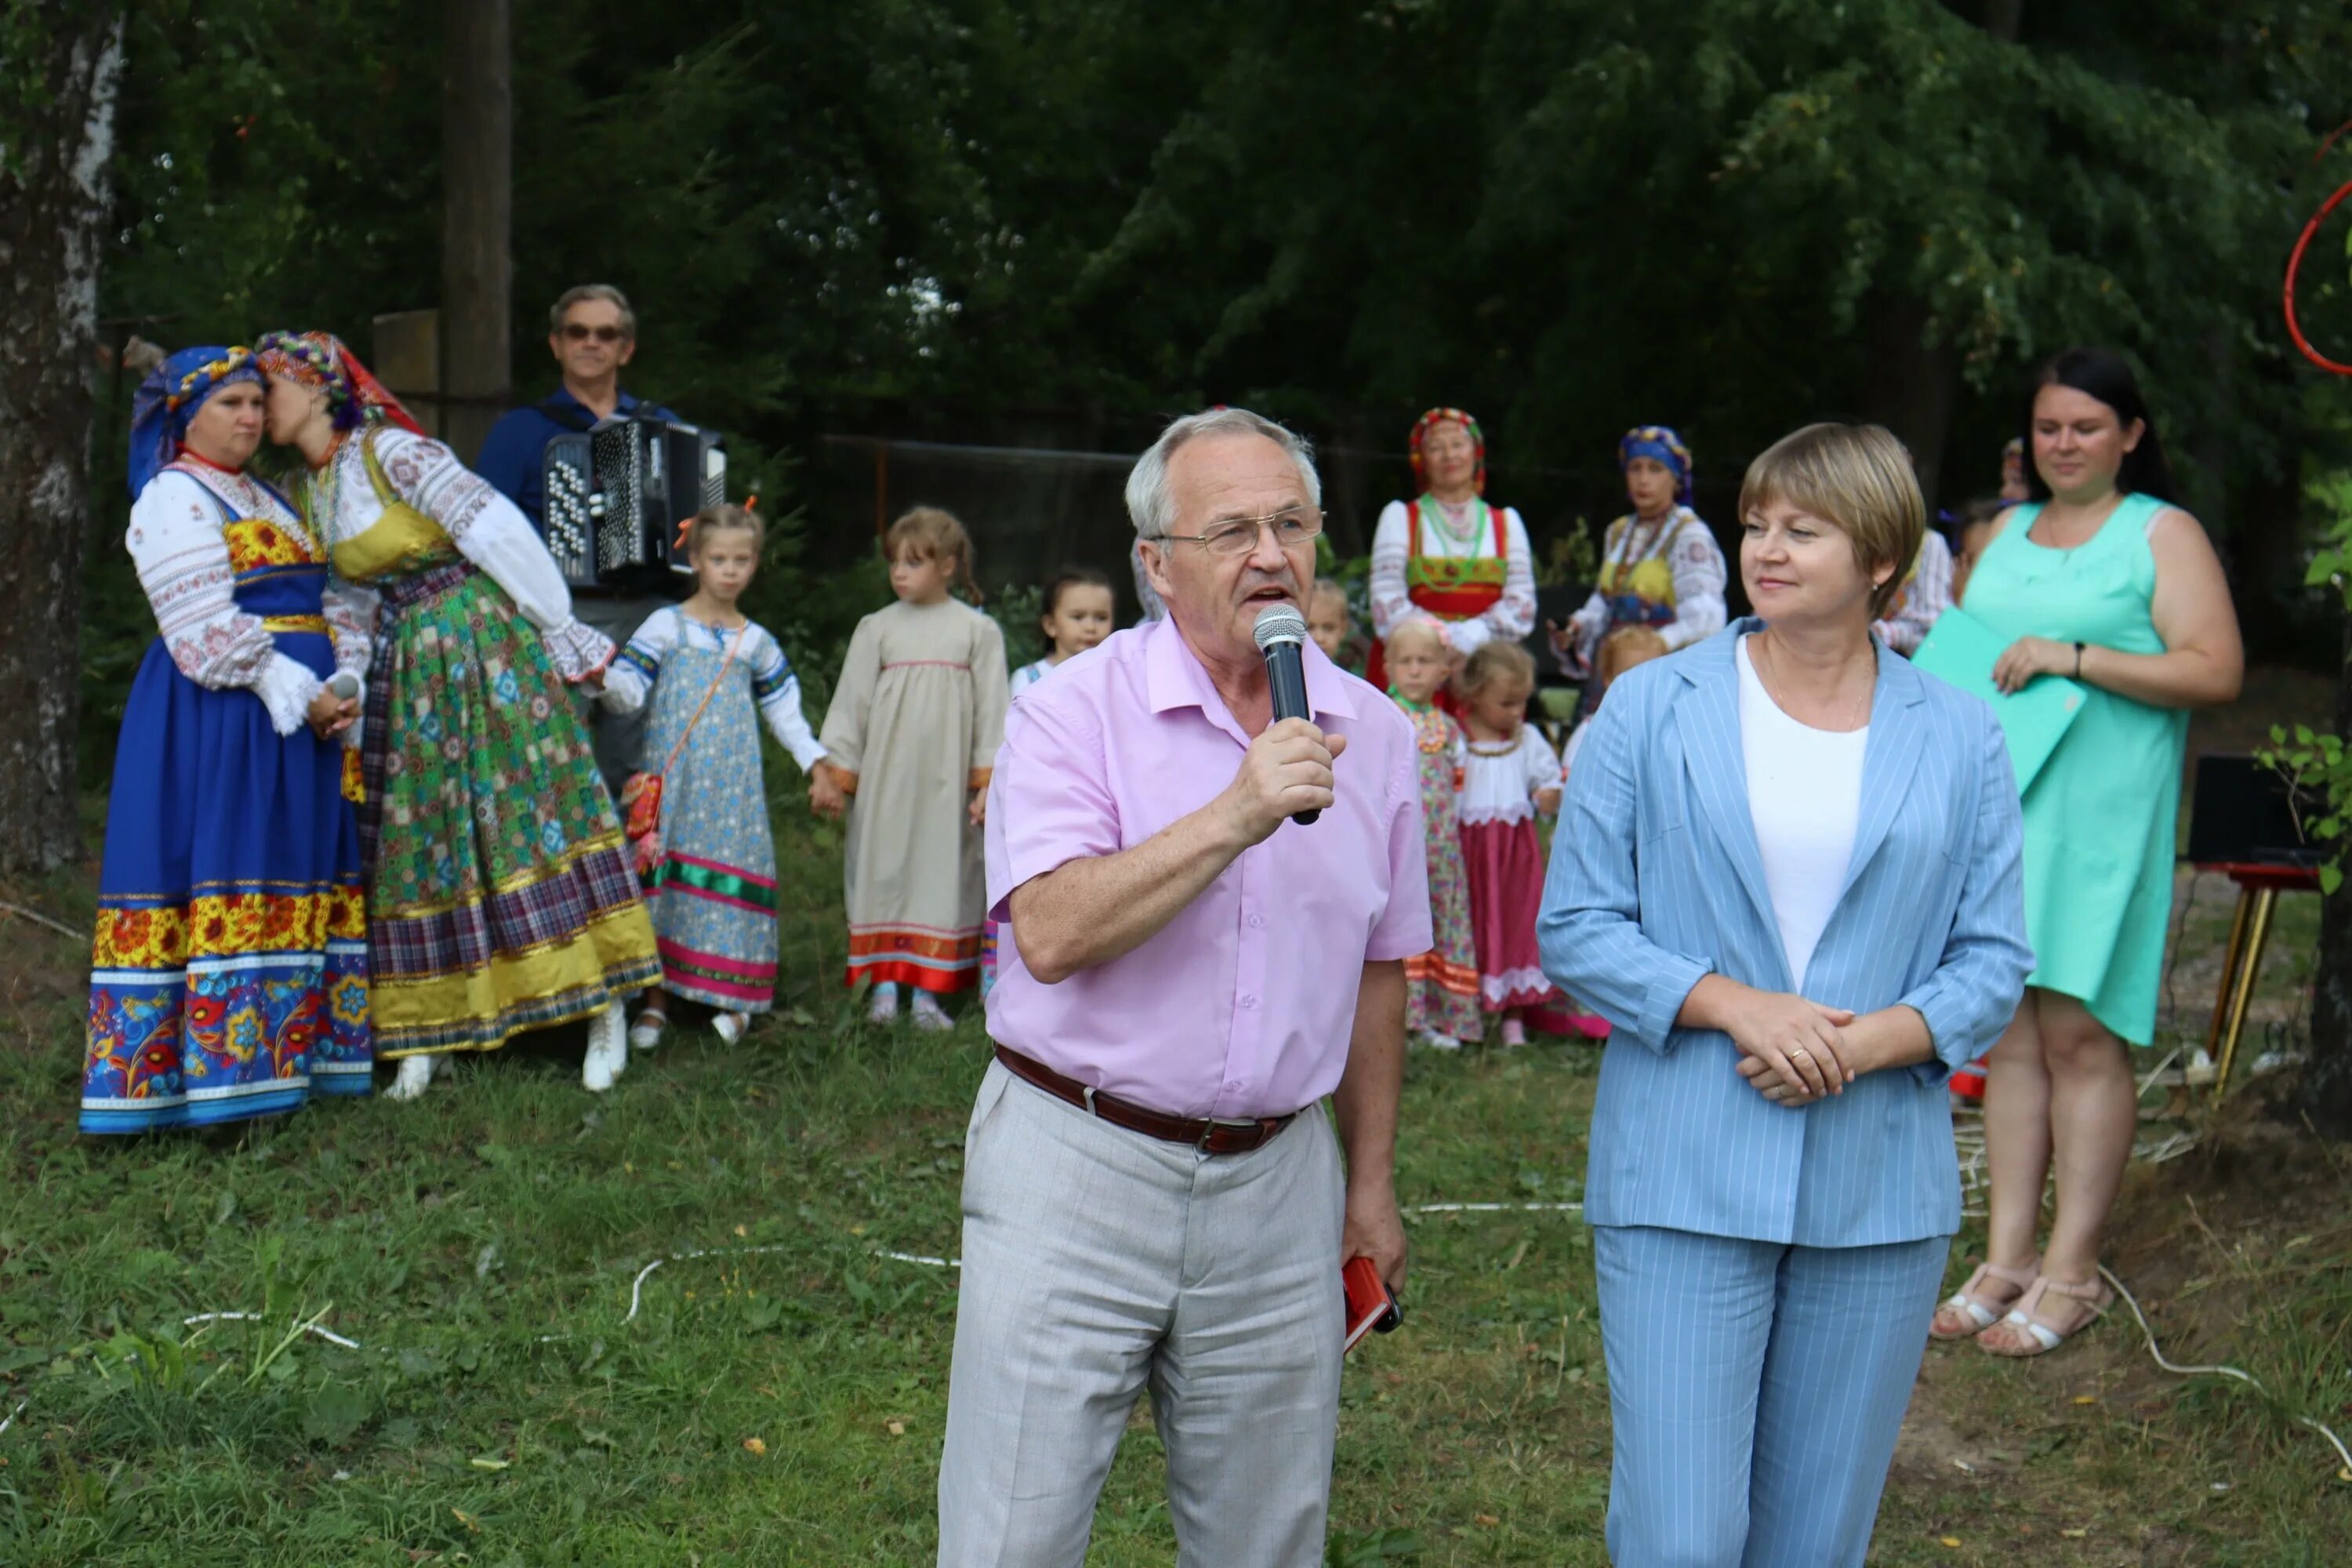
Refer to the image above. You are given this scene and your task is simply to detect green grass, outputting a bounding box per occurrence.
[3,779,2349,1565]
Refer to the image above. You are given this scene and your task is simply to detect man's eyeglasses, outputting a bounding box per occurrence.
[562,323,627,343]
[1147,506,1324,557]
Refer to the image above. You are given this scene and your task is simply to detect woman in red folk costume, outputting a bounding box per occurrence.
[1367,408,1538,699]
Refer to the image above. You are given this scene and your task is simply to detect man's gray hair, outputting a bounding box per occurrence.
[1125,408,1321,539]
[549,283,637,339]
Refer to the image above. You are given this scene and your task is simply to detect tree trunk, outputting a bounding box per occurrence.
[1860,292,1960,515]
[441,0,512,463]
[0,11,125,877]
[2298,622,2352,1138]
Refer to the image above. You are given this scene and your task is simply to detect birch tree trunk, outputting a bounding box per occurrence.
[0,8,125,876]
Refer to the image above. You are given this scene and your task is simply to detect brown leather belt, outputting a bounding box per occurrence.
[993,1045,1296,1154]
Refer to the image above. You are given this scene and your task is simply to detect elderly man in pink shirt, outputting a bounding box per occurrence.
[937,408,1430,1565]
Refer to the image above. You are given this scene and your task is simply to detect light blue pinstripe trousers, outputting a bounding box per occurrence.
[1594,1225,1948,1568]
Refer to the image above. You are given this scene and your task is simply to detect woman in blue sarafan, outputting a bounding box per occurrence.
[79,346,372,1134]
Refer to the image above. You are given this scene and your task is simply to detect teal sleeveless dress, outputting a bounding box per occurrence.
[1962,491,2187,1046]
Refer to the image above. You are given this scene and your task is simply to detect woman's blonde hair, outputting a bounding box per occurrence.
[883,506,981,602]
[1737,422,1924,619]
[1456,639,1536,704]
[1596,625,1668,685]
[686,502,763,560]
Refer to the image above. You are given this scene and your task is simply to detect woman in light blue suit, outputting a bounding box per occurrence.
[1537,423,2033,1568]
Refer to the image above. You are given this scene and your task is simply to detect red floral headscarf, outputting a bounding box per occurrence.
[1409,407,1485,495]
[252,331,424,436]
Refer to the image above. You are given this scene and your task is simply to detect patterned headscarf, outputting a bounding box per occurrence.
[252,330,424,437]
[127,346,262,498]
[1618,424,1693,504]
[1409,407,1486,495]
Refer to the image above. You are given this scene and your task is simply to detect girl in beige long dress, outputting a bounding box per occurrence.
[812,508,1007,1029]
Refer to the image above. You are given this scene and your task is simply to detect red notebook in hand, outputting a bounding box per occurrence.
[1343,1255,1403,1353]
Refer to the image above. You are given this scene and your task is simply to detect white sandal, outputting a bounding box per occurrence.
[630,1010,668,1052]
[1980,1274,2113,1358]
[1930,1258,2038,1341]
[710,1011,748,1044]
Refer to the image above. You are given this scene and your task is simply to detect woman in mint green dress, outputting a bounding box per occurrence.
[1932,349,2241,1358]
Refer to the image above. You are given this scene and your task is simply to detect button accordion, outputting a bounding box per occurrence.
[541,416,727,587]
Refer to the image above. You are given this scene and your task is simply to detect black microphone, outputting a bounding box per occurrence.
[1253,603,1320,826]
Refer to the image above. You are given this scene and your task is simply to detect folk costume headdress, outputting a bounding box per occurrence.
[252,331,425,437]
[1409,407,1486,496]
[1618,424,1693,505]
[128,346,263,497]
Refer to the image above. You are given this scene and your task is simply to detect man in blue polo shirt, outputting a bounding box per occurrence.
[477,283,684,792]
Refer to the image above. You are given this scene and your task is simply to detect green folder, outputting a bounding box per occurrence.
[1911,607,2086,793]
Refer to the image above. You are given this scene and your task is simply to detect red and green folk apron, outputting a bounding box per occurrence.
[1368,499,1510,698]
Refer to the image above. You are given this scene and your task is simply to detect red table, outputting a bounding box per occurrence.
[2193,861,2322,1100]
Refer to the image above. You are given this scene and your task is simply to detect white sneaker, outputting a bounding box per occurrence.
[582,1007,628,1092]
[909,995,954,1033]
[867,990,902,1025]
[711,1011,747,1044]
[385,1055,435,1102]
[630,1012,667,1052]
[1417,1031,1463,1051]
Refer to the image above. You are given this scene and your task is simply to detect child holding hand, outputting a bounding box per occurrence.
[813,507,1007,1029]
[1387,618,1483,1049]
[600,504,828,1049]
[1454,642,1562,1046]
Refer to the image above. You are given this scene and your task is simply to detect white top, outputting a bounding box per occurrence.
[126,464,373,736]
[307,426,612,681]
[1872,526,1954,655]
[1460,724,1563,826]
[1736,635,1867,988]
[1564,506,1729,663]
[598,606,827,773]
[1367,498,1537,656]
[1008,658,1055,700]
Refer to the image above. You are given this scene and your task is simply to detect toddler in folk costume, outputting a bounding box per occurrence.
[1385,617,1483,1048]
[811,507,1008,1028]
[984,565,1116,994]
[1454,642,1563,1046]
[598,504,829,1050]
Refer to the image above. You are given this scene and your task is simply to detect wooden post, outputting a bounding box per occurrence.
[372,309,442,439]
[441,0,512,463]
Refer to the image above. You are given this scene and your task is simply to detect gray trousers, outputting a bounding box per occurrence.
[937,1062,1346,1566]
[569,586,681,794]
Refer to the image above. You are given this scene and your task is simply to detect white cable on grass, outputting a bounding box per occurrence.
[622,1243,800,1323]
[2100,1264,2352,1480]
[1411,1202,1582,1214]
[0,1397,24,1438]
[182,1311,362,1350]
[875,1249,960,1269]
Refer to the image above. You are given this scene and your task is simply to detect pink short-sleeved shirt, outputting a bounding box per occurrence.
[985,616,1432,1120]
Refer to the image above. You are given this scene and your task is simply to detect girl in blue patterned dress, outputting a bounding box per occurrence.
[81,347,372,1133]
[600,505,828,1047]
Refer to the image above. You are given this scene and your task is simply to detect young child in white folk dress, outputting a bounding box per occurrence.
[598,505,829,1050]
[985,565,1116,994]
[811,508,1008,1028]
[1454,642,1563,1047]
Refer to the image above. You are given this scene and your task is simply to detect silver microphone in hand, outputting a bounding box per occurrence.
[327,670,362,702]
[1252,603,1320,826]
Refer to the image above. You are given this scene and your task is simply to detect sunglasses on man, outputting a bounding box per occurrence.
[561,322,628,343]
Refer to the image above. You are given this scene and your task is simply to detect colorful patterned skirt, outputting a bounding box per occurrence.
[638,637,779,1013]
[358,564,659,1054]
[82,630,370,1133]
[1406,770,1483,1044]
[1460,818,1557,1014]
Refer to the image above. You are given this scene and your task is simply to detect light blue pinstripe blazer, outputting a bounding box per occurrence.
[1537,622,2033,1247]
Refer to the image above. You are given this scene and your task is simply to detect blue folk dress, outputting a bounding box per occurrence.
[80,460,372,1132]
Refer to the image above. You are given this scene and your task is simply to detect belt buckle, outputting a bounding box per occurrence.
[1198,1116,1258,1152]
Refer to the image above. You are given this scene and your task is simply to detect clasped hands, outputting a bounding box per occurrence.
[1728,987,1860,1109]
[304,688,358,740]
